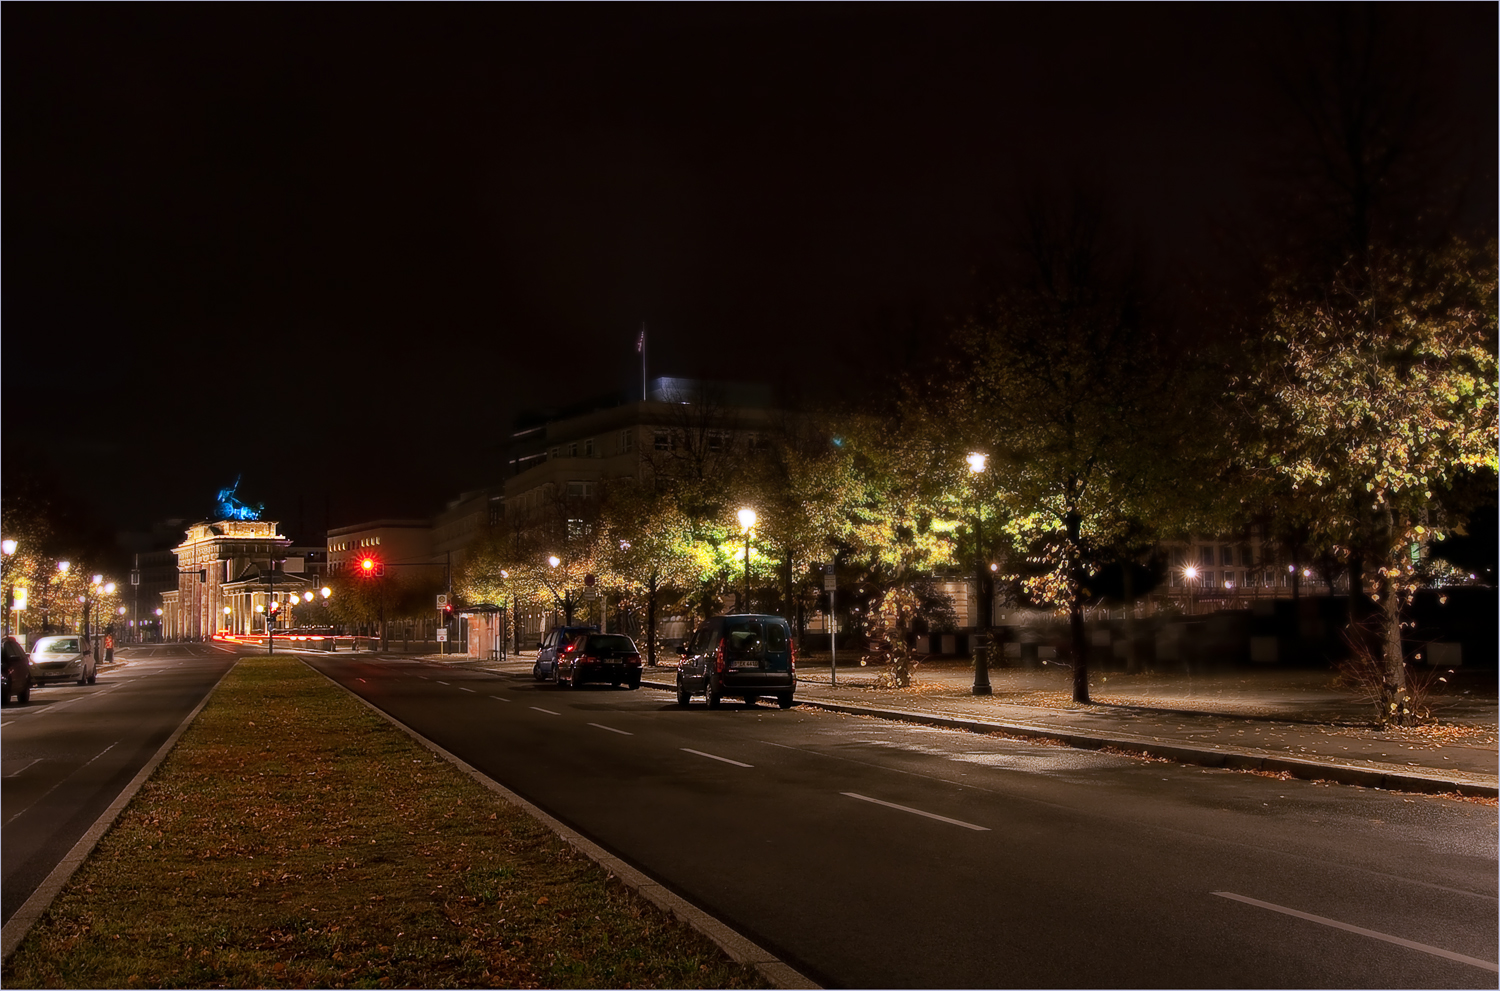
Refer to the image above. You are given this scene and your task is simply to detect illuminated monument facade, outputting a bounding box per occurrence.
[159,484,309,639]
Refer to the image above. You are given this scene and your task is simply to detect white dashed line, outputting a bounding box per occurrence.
[459,687,475,693]
[489,695,511,702]
[5,759,43,778]
[842,792,989,831]
[682,748,752,768]
[588,723,633,736]
[530,707,561,716]
[1212,891,1498,972]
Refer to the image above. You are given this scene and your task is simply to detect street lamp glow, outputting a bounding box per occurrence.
[2,539,15,556]
[93,574,104,586]
[321,586,332,598]
[737,508,757,532]
[966,452,987,473]
[58,560,70,574]
[224,606,232,615]
[303,591,314,602]
[548,555,561,569]
[1183,566,1198,581]
[104,582,115,594]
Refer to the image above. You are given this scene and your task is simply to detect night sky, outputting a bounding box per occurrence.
[5,5,1494,545]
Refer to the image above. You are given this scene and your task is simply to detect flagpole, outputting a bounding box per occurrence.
[639,322,647,402]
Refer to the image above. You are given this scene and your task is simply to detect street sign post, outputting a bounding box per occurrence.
[824,568,837,687]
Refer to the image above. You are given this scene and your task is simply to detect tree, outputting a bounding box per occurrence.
[1241,238,1497,723]
[946,195,1193,702]
[594,483,706,665]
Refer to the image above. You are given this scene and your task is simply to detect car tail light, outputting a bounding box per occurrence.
[715,639,725,674]
[561,642,577,654]
[626,653,641,666]
[789,639,796,674]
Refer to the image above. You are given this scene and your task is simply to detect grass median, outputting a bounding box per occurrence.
[3,655,771,989]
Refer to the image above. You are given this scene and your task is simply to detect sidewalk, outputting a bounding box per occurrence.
[413,650,1499,799]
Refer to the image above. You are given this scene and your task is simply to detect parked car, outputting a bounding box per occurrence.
[556,632,643,689]
[2,636,32,704]
[677,614,796,709]
[29,634,97,685]
[533,625,599,681]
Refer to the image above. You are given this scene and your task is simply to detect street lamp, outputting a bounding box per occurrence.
[2,539,15,637]
[1183,565,1199,615]
[966,454,992,695]
[736,508,757,613]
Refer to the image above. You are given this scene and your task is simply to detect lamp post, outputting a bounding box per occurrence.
[966,453,992,696]
[2,539,16,638]
[737,508,756,614]
[544,555,576,626]
[1183,565,1199,615]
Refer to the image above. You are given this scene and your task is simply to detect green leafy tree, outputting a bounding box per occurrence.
[1240,239,1497,722]
[946,198,1193,702]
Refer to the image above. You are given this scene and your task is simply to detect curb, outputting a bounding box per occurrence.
[639,680,1498,799]
[313,664,821,990]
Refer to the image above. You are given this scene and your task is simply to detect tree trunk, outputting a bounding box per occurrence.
[646,579,659,667]
[1375,505,1410,724]
[1066,509,1090,703]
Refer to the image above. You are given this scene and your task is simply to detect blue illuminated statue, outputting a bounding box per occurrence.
[215,477,263,522]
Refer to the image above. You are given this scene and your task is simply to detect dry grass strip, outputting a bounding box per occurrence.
[3,655,770,989]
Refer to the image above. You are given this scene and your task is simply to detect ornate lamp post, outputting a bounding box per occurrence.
[2,539,16,638]
[736,508,757,614]
[966,453,992,696]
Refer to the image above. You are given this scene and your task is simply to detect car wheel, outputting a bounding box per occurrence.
[16,681,29,705]
[533,663,545,682]
[611,678,621,689]
[676,677,690,707]
[706,676,723,709]
[627,674,640,690]
[777,692,794,709]
[87,666,97,685]
[743,694,757,707]
[2,684,10,705]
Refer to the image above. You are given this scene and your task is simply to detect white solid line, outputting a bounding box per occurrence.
[530,706,561,716]
[588,722,633,736]
[489,695,511,702]
[682,748,752,768]
[1212,891,1498,973]
[4,759,43,778]
[841,792,990,831]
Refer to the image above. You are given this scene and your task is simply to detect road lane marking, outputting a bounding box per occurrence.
[436,681,450,686]
[1212,891,1498,972]
[588,723,633,736]
[5,742,121,826]
[459,687,475,693]
[5,759,44,778]
[489,695,511,702]
[841,792,990,831]
[682,748,752,767]
[530,707,561,716]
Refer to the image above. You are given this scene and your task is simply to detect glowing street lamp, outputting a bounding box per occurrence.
[966,454,991,696]
[737,508,757,613]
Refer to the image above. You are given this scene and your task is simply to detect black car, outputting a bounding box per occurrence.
[3,636,33,705]
[533,625,600,681]
[557,633,643,689]
[677,614,796,709]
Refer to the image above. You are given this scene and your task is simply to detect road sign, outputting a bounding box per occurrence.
[824,572,837,591]
[436,594,448,608]
[436,628,448,642]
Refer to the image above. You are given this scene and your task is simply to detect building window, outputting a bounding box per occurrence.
[654,430,671,451]
[565,480,595,499]
[707,430,728,453]
[1199,546,1214,568]
[567,518,593,540]
[619,429,634,454]
[569,442,578,457]
[584,438,594,457]
[1222,546,1235,566]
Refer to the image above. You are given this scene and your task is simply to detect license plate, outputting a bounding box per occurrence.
[604,658,621,665]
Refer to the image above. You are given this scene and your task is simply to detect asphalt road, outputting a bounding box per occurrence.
[306,654,1499,989]
[0,641,240,926]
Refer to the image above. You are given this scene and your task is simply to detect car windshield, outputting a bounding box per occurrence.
[38,638,79,653]
[584,635,635,654]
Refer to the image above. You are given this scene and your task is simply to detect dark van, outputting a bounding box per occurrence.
[676,614,796,709]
